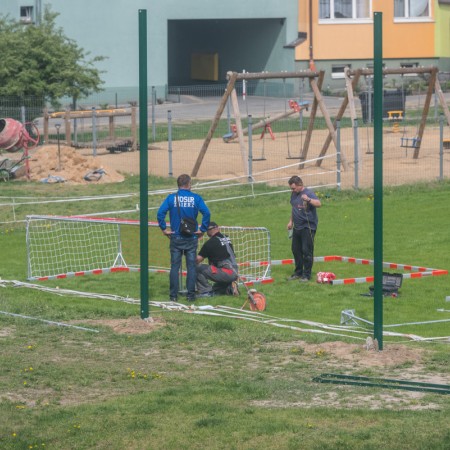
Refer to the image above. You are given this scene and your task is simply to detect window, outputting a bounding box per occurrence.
[366,63,386,70]
[394,0,430,18]
[401,62,419,69]
[331,64,351,79]
[320,0,370,20]
[400,62,420,76]
[20,6,34,23]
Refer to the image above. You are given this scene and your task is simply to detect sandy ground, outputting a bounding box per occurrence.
[78,315,421,366]
[6,145,124,184]
[4,122,449,188]
[79,126,450,188]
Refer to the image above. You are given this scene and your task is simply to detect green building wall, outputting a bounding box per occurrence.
[1,0,299,100]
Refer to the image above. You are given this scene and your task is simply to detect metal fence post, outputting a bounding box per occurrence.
[336,120,341,191]
[20,106,26,124]
[151,86,156,141]
[353,118,359,189]
[439,115,444,181]
[227,93,231,133]
[367,78,373,123]
[168,110,173,178]
[91,107,97,157]
[248,115,253,181]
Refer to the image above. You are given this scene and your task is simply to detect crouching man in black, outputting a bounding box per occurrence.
[195,222,240,298]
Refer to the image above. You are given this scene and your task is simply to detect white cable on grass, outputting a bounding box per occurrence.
[180,306,372,340]
[265,321,367,340]
[384,319,450,328]
[269,319,371,335]
[0,310,99,333]
[4,280,141,304]
[382,331,450,342]
[4,280,447,342]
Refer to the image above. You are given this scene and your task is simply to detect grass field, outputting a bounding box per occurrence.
[0,177,449,449]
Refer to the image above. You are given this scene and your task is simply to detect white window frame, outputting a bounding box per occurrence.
[319,0,372,24]
[394,0,433,23]
[400,62,420,76]
[20,6,34,24]
[331,64,351,79]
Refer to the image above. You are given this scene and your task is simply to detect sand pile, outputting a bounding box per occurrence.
[24,145,125,184]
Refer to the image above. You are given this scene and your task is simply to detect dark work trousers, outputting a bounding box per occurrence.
[169,236,198,300]
[291,227,316,280]
[196,264,238,295]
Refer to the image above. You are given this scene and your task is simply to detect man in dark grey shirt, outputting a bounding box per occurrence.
[287,175,321,282]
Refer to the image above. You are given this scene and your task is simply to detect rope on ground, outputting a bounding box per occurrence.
[1,280,448,342]
[0,310,99,333]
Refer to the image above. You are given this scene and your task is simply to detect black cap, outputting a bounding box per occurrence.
[207,221,218,230]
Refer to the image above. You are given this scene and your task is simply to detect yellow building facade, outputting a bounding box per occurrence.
[296,0,450,88]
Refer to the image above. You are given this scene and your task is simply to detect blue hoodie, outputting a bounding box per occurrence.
[157,188,210,237]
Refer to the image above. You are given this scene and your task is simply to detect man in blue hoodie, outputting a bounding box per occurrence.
[157,174,210,302]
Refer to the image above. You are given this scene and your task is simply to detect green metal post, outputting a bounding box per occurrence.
[373,12,383,350]
[139,10,149,319]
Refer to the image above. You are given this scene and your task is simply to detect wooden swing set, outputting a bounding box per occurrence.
[191,70,346,178]
[342,66,450,159]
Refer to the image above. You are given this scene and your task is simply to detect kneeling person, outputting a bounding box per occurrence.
[196,222,239,297]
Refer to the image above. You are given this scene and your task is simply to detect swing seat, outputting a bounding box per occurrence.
[288,100,309,113]
[387,110,403,120]
[400,136,420,149]
[222,132,234,143]
[223,124,238,143]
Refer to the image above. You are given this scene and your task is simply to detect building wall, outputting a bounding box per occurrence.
[296,2,435,61]
[295,1,441,88]
[435,0,450,70]
[168,18,290,86]
[0,0,298,95]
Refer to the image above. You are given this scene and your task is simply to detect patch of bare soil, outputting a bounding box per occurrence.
[252,391,443,411]
[304,340,423,369]
[256,340,449,411]
[19,145,125,184]
[81,317,424,369]
[0,326,15,337]
[75,316,165,334]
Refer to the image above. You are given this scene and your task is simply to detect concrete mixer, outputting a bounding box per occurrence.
[0,118,40,153]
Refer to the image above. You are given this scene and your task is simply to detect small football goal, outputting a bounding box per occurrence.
[26,215,272,285]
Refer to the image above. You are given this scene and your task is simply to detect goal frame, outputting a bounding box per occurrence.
[26,215,272,285]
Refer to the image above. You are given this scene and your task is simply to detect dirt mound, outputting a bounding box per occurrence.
[24,145,125,184]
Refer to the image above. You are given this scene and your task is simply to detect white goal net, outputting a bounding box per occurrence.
[26,215,271,284]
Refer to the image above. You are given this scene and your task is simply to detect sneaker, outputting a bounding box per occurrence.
[299,277,310,282]
[170,297,178,302]
[287,274,302,281]
[196,291,214,299]
[230,281,240,297]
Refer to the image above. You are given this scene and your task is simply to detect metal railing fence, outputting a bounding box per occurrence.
[1,80,449,190]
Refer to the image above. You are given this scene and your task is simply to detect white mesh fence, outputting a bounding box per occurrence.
[26,216,124,279]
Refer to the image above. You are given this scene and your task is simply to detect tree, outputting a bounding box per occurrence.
[0,6,105,109]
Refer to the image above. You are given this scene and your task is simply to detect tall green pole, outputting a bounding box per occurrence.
[373,12,383,350]
[139,10,149,319]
